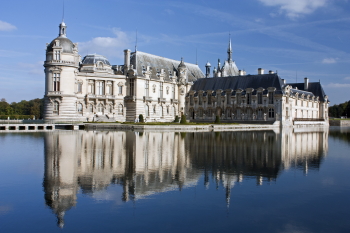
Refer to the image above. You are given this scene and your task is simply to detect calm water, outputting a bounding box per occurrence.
[0,128,349,233]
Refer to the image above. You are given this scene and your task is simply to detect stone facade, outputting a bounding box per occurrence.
[44,22,204,122]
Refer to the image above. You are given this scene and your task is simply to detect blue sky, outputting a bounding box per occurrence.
[0,0,349,104]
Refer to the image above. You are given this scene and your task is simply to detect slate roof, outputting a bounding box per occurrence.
[221,60,239,76]
[287,82,327,102]
[82,54,111,66]
[130,51,205,82]
[47,37,74,53]
[190,74,284,94]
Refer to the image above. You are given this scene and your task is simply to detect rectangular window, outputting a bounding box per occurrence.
[268,92,274,104]
[119,86,123,95]
[53,73,60,91]
[190,95,194,106]
[258,93,262,104]
[247,93,251,105]
[97,81,104,95]
[208,93,212,105]
[227,93,230,104]
[77,82,82,93]
[145,80,149,97]
[172,84,175,99]
[199,94,202,105]
[160,83,163,98]
[129,79,135,96]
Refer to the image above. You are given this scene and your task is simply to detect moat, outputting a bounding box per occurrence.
[0,127,349,232]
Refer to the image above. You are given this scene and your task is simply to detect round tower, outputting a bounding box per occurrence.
[44,21,81,122]
[177,58,187,116]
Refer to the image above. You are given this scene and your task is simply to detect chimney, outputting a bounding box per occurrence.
[238,70,244,76]
[269,70,274,74]
[281,79,286,85]
[304,77,309,91]
[124,49,131,74]
[258,68,264,75]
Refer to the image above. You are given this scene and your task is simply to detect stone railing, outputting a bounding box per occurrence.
[47,91,62,95]
[45,60,76,66]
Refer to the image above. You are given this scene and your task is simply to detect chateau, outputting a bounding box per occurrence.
[44,21,329,126]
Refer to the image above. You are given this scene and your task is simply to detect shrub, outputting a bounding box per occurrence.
[214,115,221,124]
[180,115,187,124]
[139,114,144,123]
[174,115,180,123]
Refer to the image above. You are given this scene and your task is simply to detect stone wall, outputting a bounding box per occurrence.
[329,120,350,126]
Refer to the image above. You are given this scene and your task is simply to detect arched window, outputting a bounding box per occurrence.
[118,104,123,115]
[268,108,275,118]
[109,105,113,113]
[77,103,83,113]
[53,101,59,115]
[226,108,231,117]
[258,109,263,119]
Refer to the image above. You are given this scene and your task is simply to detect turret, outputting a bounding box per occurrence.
[205,61,211,78]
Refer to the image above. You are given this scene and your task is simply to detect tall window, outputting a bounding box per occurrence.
[109,105,113,113]
[97,81,104,95]
[166,106,169,115]
[145,105,149,117]
[208,93,212,105]
[199,108,203,117]
[269,92,274,104]
[226,93,230,104]
[53,101,59,115]
[77,103,83,114]
[145,80,149,97]
[77,82,82,93]
[118,104,123,115]
[247,93,251,105]
[258,109,263,119]
[89,104,93,113]
[160,82,163,98]
[172,84,175,99]
[54,51,61,60]
[106,84,112,95]
[53,73,60,91]
[258,93,262,104]
[97,104,104,113]
[129,79,135,96]
[190,95,194,106]
[268,108,275,118]
[119,85,123,95]
[199,94,202,105]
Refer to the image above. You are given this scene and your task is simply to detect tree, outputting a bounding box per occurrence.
[214,115,221,124]
[139,114,144,123]
[180,115,187,124]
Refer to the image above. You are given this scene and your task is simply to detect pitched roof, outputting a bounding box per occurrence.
[287,82,327,102]
[190,74,284,94]
[221,60,239,76]
[130,51,205,82]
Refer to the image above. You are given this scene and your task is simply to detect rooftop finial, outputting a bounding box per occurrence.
[196,48,198,65]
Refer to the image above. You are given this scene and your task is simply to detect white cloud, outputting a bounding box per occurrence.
[322,57,337,64]
[325,83,350,88]
[344,77,350,80]
[0,20,17,31]
[258,0,329,19]
[78,28,131,59]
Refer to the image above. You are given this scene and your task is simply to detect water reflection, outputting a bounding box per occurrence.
[43,128,328,228]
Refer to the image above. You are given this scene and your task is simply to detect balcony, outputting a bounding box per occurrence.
[47,91,62,96]
[44,60,77,66]
[143,96,153,102]
[158,98,166,103]
[87,94,116,100]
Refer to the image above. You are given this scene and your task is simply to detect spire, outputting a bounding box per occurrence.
[227,33,232,62]
[135,30,138,52]
[59,0,67,38]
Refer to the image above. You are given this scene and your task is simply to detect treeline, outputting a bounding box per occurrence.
[328,100,350,118]
[0,98,44,119]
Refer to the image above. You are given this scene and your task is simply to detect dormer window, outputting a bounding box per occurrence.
[54,51,61,60]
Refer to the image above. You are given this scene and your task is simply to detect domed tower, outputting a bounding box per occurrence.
[177,58,187,116]
[44,21,81,122]
[205,61,211,78]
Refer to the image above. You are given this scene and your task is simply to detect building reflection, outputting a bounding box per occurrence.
[43,128,328,227]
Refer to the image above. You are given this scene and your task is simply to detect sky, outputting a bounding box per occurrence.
[0,0,349,105]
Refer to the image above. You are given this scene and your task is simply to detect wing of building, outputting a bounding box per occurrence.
[43,21,204,123]
[43,21,328,126]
